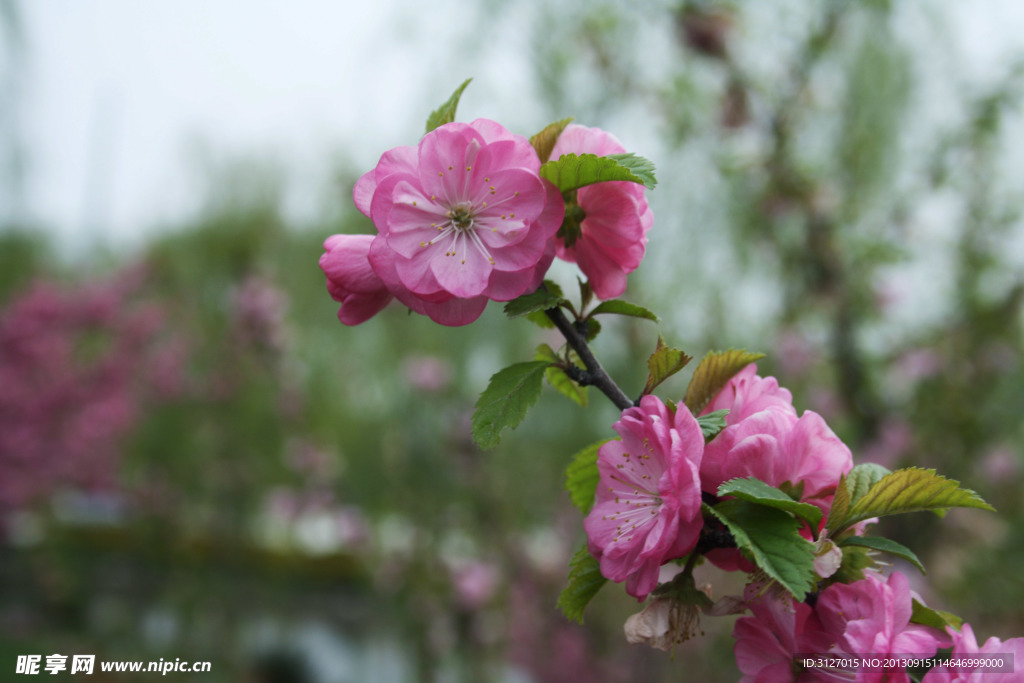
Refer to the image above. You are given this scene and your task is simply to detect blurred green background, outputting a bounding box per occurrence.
[2,1,1023,681]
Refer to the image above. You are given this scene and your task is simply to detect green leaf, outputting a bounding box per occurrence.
[565,440,609,514]
[525,310,556,329]
[643,335,693,396]
[425,78,472,133]
[588,299,660,323]
[839,467,995,530]
[558,545,607,623]
[504,283,566,318]
[840,536,926,574]
[578,278,594,312]
[704,500,817,600]
[537,343,588,407]
[539,153,656,194]
[582,317,601,341]
[471,361,549,449]
[696,409,729,442]
[546,366,588,406]
[605,153,657,189]
[683,349,766,414]
[530,117,574,163]
[717,477,824,531]
[827,463,892,533]
[910,599,963,631]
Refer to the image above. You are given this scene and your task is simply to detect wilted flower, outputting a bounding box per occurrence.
[583,395,704,601]
[549,124,653,300]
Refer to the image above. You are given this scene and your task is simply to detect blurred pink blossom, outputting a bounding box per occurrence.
[449,560,500,610]
[0,271,184,513]
[402,355,453,393]
[981,445,1021,485]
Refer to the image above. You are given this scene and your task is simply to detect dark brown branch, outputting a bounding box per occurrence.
[544,307,635,411]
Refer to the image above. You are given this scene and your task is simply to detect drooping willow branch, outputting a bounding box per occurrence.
[544,306,635,411]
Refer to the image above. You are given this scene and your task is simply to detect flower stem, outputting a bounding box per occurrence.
[543,306,635,411]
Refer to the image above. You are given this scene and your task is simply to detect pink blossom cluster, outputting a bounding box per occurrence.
[735,571,949,682]
[584,364,852,600]
[0,270,185,514]
[321,122,652,326]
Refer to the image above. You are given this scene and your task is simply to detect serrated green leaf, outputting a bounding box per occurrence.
[471,361,549,449]
[589,299,660,322]
[704,500,817,600]
[717,477,824,531]
[840,467,995,530]
[643,335,693,396]
[504,284,566,318]
[558,545,607,623]
[546,366,588,407]
[840,536,926,574]
[827,463,892,533]
[425,78,472,133]
[565,440,609,513]
[535,343,559,364]
[525,310,556,329]
[583,317,601,341]
[540,153,654,194]
[910,599,963,631]
[530,117,574,163]
[605,153,657,189]
[683,349,766,414]
[696,409,729,442]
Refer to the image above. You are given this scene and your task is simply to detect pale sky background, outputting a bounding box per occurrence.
[5,0,1024,256]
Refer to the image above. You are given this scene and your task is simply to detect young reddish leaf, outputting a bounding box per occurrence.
[643,335,693,396]
[683,349,765,414]
[530,117,574,163]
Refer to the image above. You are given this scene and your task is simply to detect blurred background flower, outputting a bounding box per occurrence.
[2,1,1024,681]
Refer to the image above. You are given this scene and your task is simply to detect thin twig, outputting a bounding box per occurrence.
[544,307,635,411]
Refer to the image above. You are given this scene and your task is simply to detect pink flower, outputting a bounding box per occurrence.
[922,623,1024,682]
[548,124,653,300]
[344,118,564,326]
[702,409,852,505]
[319,234,393,325]
[733,585,834,683]
[809,572,950,682]
[583,395,704,601]
[703,364,796,424]
[701,365,852,571]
